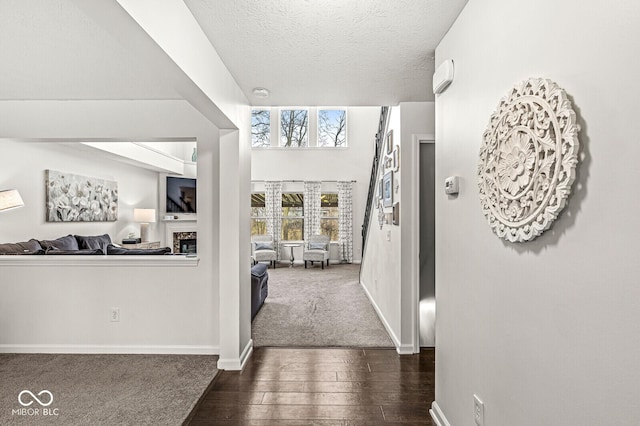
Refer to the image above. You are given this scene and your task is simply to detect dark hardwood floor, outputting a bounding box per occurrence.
[187,348,436,425]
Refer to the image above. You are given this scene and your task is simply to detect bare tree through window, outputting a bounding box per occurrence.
[280,109,309,147]
[318,109,347,147]
[251,110,270,147]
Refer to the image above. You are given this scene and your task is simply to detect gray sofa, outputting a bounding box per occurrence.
[0,234,171,255]
[251,263,269,319]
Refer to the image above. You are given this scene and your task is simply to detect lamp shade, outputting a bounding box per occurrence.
[133,208,156,223]
[0,189,24,212]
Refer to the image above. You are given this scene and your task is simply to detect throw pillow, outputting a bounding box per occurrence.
[45,248,104,255]
[40,234,79,251]
[255,242,274,251]
[309,242,327,251]
[0,239,44,254]
[75,234,112,252]
[106,244,171,255]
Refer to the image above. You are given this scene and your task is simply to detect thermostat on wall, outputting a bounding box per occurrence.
[444,176,459,195]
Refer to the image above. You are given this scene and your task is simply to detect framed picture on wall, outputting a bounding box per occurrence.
[386,130,393,155]
[392,146,400,171]
[383,171,393,208]
[392,202,400,225]
[378,178,384,201]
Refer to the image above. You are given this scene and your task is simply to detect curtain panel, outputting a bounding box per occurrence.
[303,181,322,243]
[265,181,282,260]
[338,181,354,263]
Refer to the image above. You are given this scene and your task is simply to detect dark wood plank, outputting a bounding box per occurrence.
[212,378,305,392]
[200,391,265,406]
[235,370,339,382]
[336,371,434,383]
[243,361,370,372]
[302,380,432,393]
[190,404,384,421]
[190,420,345,426]
[382,403,433,422]
[262,391,430,405]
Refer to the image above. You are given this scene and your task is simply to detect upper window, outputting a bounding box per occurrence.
[318,109,347,147]
[280,109,309,147]
[281,193,304,240]
[250,193,267,236]
[320,193,339,241]
[251,109,271,147]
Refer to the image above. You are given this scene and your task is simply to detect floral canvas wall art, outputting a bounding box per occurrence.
[45,170,118,222]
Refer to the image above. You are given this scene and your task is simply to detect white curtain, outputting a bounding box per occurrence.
[265,181,282,259]
[338,181,354,263]
[303,181,322,242]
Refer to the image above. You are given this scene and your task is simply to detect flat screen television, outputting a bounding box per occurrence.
[166,176,197,214]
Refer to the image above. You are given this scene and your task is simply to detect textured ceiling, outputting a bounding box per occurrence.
[185,0,468,106]
[0,0,468,107]
[0,0,180,100]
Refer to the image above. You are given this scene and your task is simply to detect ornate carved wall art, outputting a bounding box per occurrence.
[477,78,580,242]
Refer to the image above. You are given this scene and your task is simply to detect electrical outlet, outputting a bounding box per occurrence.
[110,307,120,322]
[473,394,484,426]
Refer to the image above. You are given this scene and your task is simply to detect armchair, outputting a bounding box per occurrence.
[303,234,330,269]
[252,234,277,268]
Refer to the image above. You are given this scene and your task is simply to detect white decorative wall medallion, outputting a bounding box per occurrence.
[478,78,580,242]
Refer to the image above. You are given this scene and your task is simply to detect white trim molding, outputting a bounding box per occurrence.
[430,401,452,426]
[359,280,401,352]
[0,255,199,267]
[0,344,218,355]
[217,339,253,371]
[413,134,435,352]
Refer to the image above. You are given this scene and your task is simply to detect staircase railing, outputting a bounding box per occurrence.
[167,195,195,213]
[361,106,389,258]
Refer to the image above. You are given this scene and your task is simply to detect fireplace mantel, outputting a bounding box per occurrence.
[165,221,197,253]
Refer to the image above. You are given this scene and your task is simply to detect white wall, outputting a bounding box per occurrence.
[0,141,160,244]
[360,102,434,352]
[433,0,640,425]
[251,107,380,262]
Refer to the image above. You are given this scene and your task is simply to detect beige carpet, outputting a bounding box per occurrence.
[0,354,217,425]
[252,263,394,347]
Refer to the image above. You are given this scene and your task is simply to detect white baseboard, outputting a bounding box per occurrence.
[396,343,415,355]
[217,338,253,371]
[0,344,219,355]
[240,338,253,369]
[430,401,451,426]
[359,280,402,350]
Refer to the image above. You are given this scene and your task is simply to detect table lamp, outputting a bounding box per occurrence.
[0,189,24,212]
[133,208,156,242]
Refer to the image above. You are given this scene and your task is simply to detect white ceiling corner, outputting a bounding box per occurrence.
[0,0,180,100]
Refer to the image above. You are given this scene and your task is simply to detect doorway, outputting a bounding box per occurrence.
[419,141,436,347]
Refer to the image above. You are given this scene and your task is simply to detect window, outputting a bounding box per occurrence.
[250,193,267,236]
[251,109,270,147]
[280,109,309,147]
[318,109,347,147]
[281,193,304,240]
[320,193,339,241]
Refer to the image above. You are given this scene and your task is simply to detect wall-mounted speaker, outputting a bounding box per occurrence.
[433,59,454,94]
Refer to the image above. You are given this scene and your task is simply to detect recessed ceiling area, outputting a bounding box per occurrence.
[185,0,468,106]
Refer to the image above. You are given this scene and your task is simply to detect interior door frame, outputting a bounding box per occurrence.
[411,133,435,352]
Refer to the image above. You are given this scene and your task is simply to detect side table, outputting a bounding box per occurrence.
[282,243,301,268]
